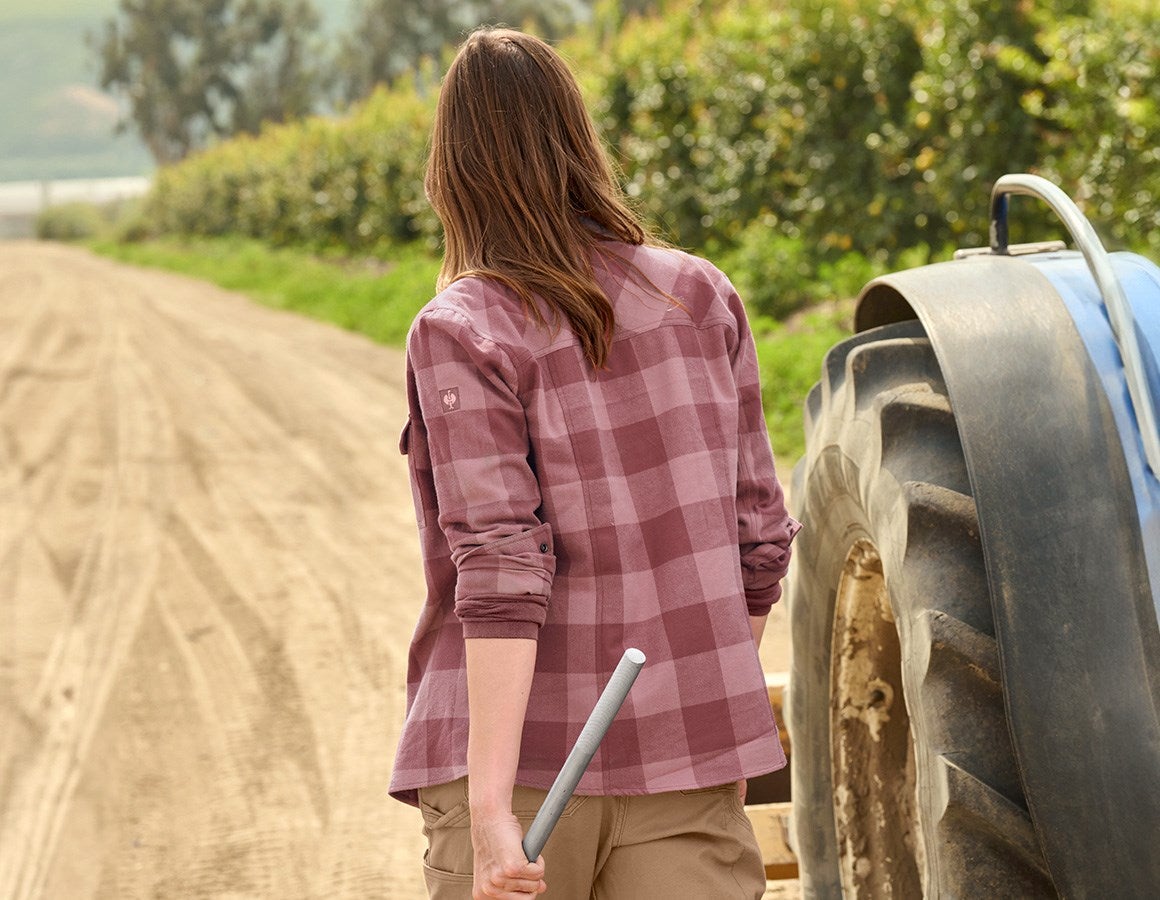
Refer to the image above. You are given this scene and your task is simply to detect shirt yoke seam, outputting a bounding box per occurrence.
[524,312,739,364]
[425,280,739,369]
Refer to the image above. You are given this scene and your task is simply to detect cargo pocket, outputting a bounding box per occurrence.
[422,852,475,897]
[418,779,473,880]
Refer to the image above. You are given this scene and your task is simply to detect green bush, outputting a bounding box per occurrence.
[715,221,887,318]
[35,202,107,241]
[719,225,821,319]
[102,195,154,243]
[146,77,438,254]
[580,0,922,251]
[590,0,1112,255]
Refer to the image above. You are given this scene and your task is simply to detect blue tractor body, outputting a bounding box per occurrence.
[1031,250,1160,609]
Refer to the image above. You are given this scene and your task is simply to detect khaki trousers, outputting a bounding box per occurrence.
[418,777,766,899]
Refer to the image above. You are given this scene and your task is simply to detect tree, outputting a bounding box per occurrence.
[337,0,586,102]
[92,0,325,164]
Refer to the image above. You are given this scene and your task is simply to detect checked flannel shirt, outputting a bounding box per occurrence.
[389,239,801,806]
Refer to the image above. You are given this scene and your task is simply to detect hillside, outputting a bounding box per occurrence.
[0,0,150,180]
[0,0,352,182]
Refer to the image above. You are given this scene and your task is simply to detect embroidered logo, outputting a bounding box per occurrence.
[440,387,460,412]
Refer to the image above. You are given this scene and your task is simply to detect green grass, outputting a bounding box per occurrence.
[91,236,441,347]
[755,306,851,466]
[90,235,846,464]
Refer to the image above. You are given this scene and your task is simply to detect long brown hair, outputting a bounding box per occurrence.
[425,27,665,369]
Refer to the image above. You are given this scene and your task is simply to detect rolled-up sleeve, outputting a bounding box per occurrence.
[724,282,802,616]
[406,308,555,639]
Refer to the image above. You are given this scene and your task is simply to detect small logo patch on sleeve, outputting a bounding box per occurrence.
[439,387,460,412]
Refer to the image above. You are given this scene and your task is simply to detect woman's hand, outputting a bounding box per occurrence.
[470,812,547,900]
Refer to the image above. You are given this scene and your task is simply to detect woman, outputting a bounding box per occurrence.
[390,27,800,900]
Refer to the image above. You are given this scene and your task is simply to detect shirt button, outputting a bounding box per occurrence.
[539,543,549,553]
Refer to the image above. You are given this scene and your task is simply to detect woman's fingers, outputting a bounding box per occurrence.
[490,872,541,887]
[501,858,543,879]
[471,815,547,900]
[488,864,545,895]
[479,878,547,899]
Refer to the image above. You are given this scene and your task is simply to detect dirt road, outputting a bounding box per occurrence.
[0,242,797,899]
[0,242,428,898]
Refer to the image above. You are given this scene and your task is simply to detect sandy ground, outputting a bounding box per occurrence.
[0,242,795,899]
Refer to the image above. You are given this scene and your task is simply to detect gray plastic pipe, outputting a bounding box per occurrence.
[522,648,646,861]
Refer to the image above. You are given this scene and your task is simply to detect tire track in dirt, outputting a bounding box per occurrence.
[0,242,428,898]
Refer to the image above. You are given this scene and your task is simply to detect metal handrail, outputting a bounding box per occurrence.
[990,173,1160,478]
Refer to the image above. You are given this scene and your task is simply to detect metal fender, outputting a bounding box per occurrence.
[855,255,1160,898]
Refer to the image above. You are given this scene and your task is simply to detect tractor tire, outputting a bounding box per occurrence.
[787,320,1057,899]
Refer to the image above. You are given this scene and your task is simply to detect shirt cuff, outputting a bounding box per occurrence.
[455,523,554,594]
[455,592,550,635]
[460,618,544,640]
[744,582,783,618]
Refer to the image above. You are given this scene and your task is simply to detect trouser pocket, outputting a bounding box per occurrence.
[422,852,475,899]
[418,778,474,881]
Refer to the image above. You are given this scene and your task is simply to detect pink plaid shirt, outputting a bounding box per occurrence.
[389,241,801,806]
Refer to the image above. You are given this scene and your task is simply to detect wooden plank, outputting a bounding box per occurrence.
[746,801,798,881]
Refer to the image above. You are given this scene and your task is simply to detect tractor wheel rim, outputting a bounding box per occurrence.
[830,539,927,898]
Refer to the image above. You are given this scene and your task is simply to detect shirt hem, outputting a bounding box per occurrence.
[388,744,787,806]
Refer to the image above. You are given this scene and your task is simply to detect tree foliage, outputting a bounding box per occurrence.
[1000,5,1160,252]
[93,0,325,164]
[336,0,584,101]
